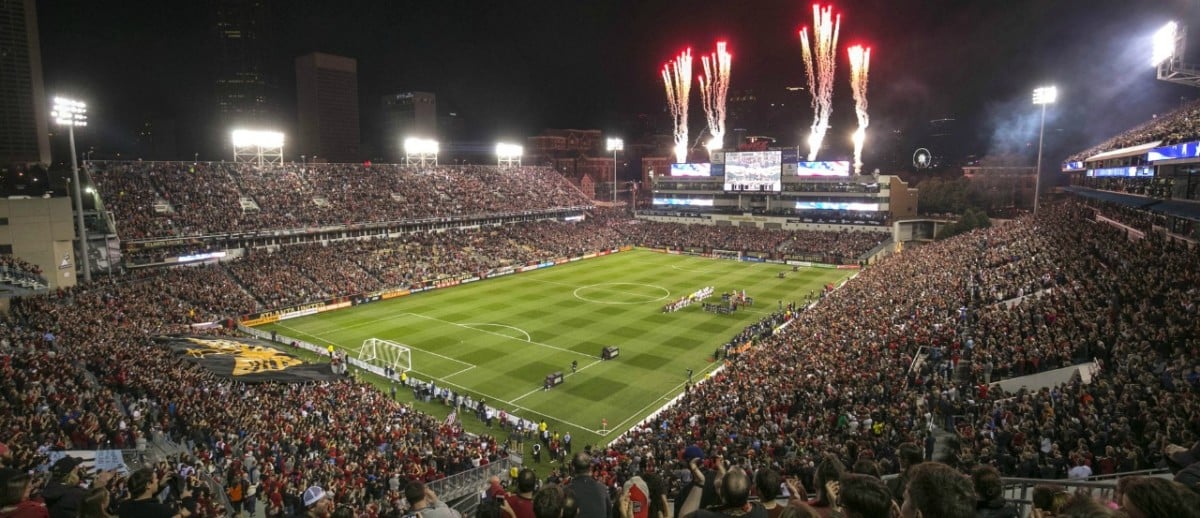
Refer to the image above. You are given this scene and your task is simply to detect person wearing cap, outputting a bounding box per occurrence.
[404,481,461,518]
[302,485,333,517]
[43,456,110,518]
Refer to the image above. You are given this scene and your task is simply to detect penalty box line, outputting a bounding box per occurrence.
[274,322,474,369]
[398,314,595,357]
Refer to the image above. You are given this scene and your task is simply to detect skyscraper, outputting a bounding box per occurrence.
[213,0,276,129]
[295,52,360,162]
[0,0,51,165]
[381,92,437,162]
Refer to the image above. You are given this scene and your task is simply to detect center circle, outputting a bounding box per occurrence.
[573,283,671,305]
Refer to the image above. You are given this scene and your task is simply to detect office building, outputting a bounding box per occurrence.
[295,52,360,162]
[0,0,50,165]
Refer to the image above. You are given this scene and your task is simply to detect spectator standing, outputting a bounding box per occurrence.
[565,453,610,518]
[970,466,1017,518]
[898,463,976,518]
[117,468,179,518]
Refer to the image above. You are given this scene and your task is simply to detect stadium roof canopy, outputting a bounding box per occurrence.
[1148,199,1200,221]
[1062,186,1158,208]
[1085,141,1161,162]
[1064,186,1200,222]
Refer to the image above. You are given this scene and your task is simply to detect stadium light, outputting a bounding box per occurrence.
[1153,21,1179,66]
[1032,86,1057,215]
[607,138,624,208]
[496,142,523,167]
[231,129,285,166]
[404,137,439,166]
[50,96,91,283]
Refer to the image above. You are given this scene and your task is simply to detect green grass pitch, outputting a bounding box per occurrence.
[259,249,853,457]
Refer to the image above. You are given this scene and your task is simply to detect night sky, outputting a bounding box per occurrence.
[35,0,1200,165]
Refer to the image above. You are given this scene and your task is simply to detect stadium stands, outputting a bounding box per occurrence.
[90,163,593,240]
[3,181,1197,516]
[1067,98,1200,162]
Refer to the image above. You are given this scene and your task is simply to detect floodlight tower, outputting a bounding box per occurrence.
[1154,22,1200,87]
[404,138,439,166]
[232,130,285,166]
[607,137,624,205]
[496,143,523,167]
[50,97,91,283]
[1033,86,1057,215]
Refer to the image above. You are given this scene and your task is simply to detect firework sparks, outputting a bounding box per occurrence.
[798,4,840,161]
[848,44,870,174]
[699,41,732,152]
[662,49,693,164]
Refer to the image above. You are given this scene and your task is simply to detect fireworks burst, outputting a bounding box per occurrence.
[699,41,732,152]
[798,4,841,161]
[848,45,870,174]
[662,49,693,164]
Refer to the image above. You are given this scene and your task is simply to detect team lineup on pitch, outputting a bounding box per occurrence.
[261,249,852,448]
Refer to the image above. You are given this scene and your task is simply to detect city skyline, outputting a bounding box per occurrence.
[33,0,1200,165]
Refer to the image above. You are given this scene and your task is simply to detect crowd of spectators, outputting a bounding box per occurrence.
[615,221,883,263]
[1067,98,1200,162]
[1074,176,1178,200]
[90,162,592,240]
[601,200,1199,508]
[0,267,504,516]
[0,255,46,288]
[2,196,1199,517]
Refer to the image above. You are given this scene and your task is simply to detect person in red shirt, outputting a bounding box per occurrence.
[503,469,537,518]
[0,471,49,518]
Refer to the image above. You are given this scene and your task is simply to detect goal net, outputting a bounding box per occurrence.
[359,338,412,373]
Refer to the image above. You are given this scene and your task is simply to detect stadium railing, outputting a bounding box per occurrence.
[426,457,519,502]
[999,470,1170,516]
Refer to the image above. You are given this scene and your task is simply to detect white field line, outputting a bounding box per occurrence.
[400,312,596,359]
[275,322,473,368]
[599,360,721,437]
[508,358,604,404]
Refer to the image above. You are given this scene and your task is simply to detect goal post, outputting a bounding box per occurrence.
[359,338,412,373]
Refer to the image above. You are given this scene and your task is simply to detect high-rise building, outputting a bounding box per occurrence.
[213,0,276,129]
[295,52,360,162]
[381,92,436,162]
[0,0,50,165]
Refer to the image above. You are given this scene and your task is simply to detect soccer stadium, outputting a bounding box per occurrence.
[2,2,1200,518]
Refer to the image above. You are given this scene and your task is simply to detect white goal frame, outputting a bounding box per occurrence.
[359,338,412,373]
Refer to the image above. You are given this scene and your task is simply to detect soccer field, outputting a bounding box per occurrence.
[259,249,852,450]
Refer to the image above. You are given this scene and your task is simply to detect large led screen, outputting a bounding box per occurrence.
[670,163,712,177]
[723,151,782,191]
[652,197,714,207]
[795,201,880,211]
[796,161,851,177]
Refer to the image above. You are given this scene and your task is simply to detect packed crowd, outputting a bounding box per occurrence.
[1067,98,1200,162]
[90,162,592,239]
[613,221,883,263]
[2,197,1198,517]
[0,269,505,517]
[0,255,44,278]
[604,201,1199,502]
[0,254,46,288]
[1075,176,1178,200]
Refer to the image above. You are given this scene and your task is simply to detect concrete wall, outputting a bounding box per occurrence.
[0,197,77,288]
